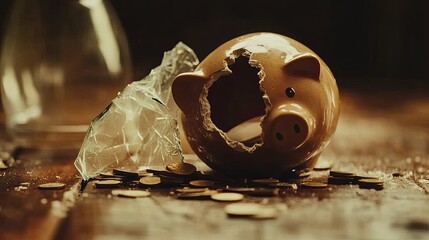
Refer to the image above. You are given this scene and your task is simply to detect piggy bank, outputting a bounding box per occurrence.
[172,32,339,178]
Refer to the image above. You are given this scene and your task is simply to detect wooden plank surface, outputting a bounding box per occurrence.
[1,90,429,240]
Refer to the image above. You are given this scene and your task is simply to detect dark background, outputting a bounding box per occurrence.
[1,0,428,91]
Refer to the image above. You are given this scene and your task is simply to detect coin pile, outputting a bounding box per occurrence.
[89,162,386,219]
[328,170,384,190]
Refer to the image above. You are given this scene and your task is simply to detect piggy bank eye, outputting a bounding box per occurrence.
[285,87,295,98]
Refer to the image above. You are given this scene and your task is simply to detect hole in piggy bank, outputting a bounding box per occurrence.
[207,55,266,147]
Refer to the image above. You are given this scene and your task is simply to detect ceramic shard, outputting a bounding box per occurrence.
[74,42,199,180]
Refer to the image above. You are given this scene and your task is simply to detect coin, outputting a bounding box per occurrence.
[139,176,161,186]
[177,189,218,199]
[111,189,151,198]
[211,192,244,202]
[112,169,139,179]
[329,170,355,178]
[298,171,312,178]
[357,179,384,190]
[224,203,262,216]
[313,161,332,170]
[38,182,66,190]
[99,172,124,178]
[160,175,188,185]
[392,172,404,177]
[95,180,122,188]
[301,182,328,188]
[251,178,280,184]
[189,180,215,187]
[176,187,208,193]
[166,162,197,176]
[327,176,354,185]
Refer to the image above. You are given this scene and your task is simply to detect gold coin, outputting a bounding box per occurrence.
[251,178,280,184]
[177,190,218,199]
[111,189,151,198]
[358,178,382,184]
[99,172,124,178]
[211,192,244,202]
[329,170,355,177]
[176,187,208,193]
[298,171,312,178]
[38,182,66,190]
[95,180,122,188]
[224,203,262,216]
[300,182,328,188]
[139,176,161,186]
[328,177,354,185]
[166,162,197,176]
[189,180,214,187]
[313,161,332,170]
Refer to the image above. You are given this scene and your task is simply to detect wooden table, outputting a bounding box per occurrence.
[1,90,428,240]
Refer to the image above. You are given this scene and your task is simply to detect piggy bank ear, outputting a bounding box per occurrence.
[172,72,207,114]
[284,54,320,80]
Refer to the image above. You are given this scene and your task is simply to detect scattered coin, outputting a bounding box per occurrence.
[177,190,218,199]
[313,161,332,170]
[176,187,208,193]
[189,180,215,187]
[327,176,354,185]
[166,162,197,176]
[353,175,379,183]
[301,182,328,188]
[112,169,139,179]
[159,175,188,185]
[392,172,404,177]
[251,178,280,184]
[211,192,244,202]
[329,170,355,178]
[38,182,66,190]
[354,175,379,180]
[111,189,151,198]
[95,180,122,188]
[139,176,161,186]
[298,171,312,178]
[357,179,384,190]
[224,203,262,216]
[99,172,124,178]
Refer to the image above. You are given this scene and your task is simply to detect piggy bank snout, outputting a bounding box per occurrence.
[265,105,315,151]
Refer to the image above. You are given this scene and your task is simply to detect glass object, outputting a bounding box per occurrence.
[0,0,132,149]
[75,42,199,180]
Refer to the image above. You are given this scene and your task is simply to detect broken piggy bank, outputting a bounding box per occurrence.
[172,32,340,178]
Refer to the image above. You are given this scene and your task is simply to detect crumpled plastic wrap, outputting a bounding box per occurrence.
[74,42,199,180]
